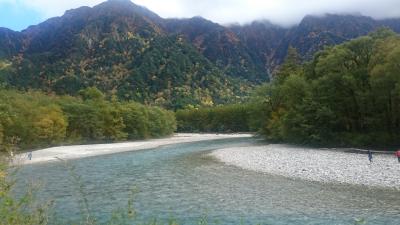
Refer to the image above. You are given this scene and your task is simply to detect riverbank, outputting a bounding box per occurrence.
[211,144,400,190]
[14,133,252,165]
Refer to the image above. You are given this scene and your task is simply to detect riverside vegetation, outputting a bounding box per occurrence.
[0,87,176,152]
[177,28,400,148]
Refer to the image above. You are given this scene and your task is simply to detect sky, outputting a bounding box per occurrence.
[1,0,400,31]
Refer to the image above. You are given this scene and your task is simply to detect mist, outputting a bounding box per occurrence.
[2,0,400,27]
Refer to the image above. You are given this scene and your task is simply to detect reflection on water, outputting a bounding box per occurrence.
[16,138,400,224]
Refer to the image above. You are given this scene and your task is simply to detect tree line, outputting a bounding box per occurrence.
[0,87,176,152]
[176,28,400,148]
[176,104,253,133]
[255,28,400,147]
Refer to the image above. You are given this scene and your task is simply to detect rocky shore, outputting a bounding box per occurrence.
[15,133,252,165]
[211,144,400,190]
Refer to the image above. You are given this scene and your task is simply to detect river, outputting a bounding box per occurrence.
[15,137,400,224]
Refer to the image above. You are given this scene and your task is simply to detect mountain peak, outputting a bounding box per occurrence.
[300,13,374,24]
[97,0,147,10]
[106,0,134,5]
[94,0,161,20]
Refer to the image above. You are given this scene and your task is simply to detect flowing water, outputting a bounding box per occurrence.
[16,137,400,224]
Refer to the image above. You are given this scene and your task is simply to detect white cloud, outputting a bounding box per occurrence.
[144,0,400,26]
[2,0,400,26]
[23,0,104,17]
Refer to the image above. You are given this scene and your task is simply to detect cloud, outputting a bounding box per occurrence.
[136,0,400,26]
[22,0,105,17]
[1,0,400,26]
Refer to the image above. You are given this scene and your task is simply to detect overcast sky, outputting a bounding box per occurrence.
[1,0,400,30]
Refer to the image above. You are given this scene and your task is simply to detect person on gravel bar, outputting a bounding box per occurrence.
[395,150,400,163]
[368,150,373,163]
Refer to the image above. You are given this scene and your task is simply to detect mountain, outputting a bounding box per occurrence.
[0,0,400,108]
[165,14,400,79]
[232,14,400,70]
[269,14,393,67]
[0,28,23,58]
[164,17,267,81]
[230,21,287,75]
[0,0,251,109]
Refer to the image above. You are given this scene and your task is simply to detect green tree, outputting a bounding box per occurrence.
[148,107,176,137]
[369,36,400,137]
[33,106,68,146]
[78,87,105,101]
[0,123,3,146]
[0,88,176,151]
[100,102,127,141]
[176,104,250,133]
[251,29,400,147]
[119,103,150,139]
[62,101,105,141]
[274,46,302,84]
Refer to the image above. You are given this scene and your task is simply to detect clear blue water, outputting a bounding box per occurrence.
[15,138,400,225]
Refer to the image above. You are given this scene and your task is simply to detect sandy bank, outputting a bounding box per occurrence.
[15,133,252,165]
[211,144,400,190]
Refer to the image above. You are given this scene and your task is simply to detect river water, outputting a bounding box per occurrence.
[16,137,400,224]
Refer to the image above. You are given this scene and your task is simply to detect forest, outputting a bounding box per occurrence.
[176,104,252,133]
[177,28,400,148]
[0,31,252,110]
[1,28,400,151]
[0,87,176,152]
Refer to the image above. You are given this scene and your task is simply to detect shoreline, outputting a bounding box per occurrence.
[211,144,400,190]
[14,133,253,165]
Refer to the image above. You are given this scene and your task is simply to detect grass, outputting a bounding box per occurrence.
[0,157,51,225]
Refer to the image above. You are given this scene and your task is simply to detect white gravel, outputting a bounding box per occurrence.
[211,144,400,190]
[14,133,252,165]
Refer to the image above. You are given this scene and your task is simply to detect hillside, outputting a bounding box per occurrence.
[0,0,251,109]
[0,0,400,108]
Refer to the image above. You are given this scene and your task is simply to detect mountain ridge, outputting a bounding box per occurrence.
[1,0,400,108]
[2,1,400,72]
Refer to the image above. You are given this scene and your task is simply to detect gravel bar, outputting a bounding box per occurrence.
[211,144,400,190]
[14,133,252,165]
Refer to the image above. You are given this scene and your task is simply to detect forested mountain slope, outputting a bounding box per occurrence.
[1,0,400,109]
[0,0,251,109]
[177,29,400,147]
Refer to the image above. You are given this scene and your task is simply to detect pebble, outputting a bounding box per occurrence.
[210,144,400,190]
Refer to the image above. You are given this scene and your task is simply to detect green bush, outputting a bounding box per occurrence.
[0,88,177,152]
